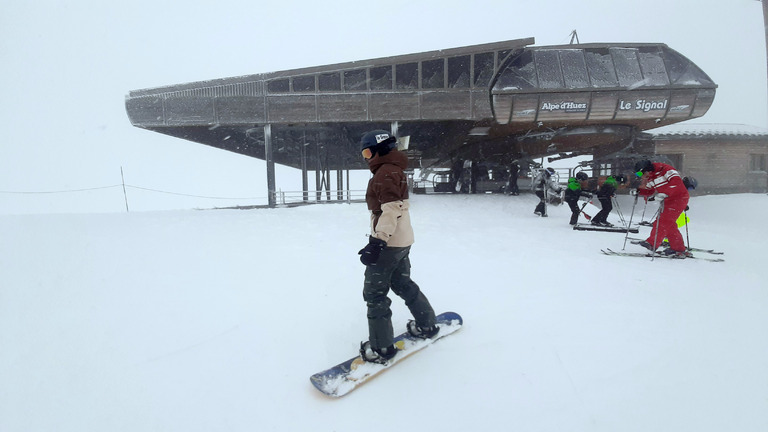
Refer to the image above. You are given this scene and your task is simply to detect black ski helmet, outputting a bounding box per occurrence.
[575,171,589,181]
[683,176,698,190]
[361,130,397,151]
[634,159,654,174]
[545,167,555,177]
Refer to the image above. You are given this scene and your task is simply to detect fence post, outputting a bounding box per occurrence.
[120,166,129,212]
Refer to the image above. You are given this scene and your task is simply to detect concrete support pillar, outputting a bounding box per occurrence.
[301,131,309,202]
[264,124,276,208]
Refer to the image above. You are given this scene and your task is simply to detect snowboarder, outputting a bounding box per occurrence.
[632,160,691,258]
[591,175,618,227]
[533,167,562,217]
[563,176,592,225]
[357,130,439,364]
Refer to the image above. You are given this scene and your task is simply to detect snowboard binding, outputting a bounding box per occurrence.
[406,320,439,339]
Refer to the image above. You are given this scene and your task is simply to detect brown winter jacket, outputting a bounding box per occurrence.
[365,150,414,247]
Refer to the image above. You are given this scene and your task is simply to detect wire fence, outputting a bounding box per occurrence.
[0,183,366,211]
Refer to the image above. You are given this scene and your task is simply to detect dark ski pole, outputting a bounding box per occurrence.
[622,193,639,250]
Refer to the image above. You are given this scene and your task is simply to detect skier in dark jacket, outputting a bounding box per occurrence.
[508,162,520,195]
[563,176,592,225]
[591,175,618,227]
[357,130,438,364]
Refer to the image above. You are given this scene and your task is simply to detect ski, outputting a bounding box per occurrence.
[601,248,724,262]
[573,224,639,233]
[627,238,724,255]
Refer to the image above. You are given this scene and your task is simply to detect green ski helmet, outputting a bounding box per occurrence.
[604,176,618,187]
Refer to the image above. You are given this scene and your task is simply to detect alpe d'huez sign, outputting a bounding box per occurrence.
[541,101,588,113]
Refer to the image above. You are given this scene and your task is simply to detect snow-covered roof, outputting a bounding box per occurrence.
[648,123,768,137]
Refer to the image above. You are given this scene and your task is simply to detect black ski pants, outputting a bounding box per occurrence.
[593,197,612,224]
[363,246,436,350]
[534,191,546,215]
[565,198,580,224]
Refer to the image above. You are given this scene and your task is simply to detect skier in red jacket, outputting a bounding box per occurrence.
[632,160,691,258]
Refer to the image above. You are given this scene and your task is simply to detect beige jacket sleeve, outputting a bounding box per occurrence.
[370,199,414,247]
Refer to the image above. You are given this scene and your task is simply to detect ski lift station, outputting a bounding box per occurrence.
[125,37,768,205]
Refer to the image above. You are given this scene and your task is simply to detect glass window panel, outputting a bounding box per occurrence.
[534,50,563,89]
[396,62,418,90]
[318,72,341,91]
[495,50,537,91]
[611,48,643,87]
[448,55,470,88]
[662,47,715,86]
[422,59,444,89]
[343,69,367,91]
[559,49,589,89]
[637,47,669,87]
[292,75,315,92]
[585,49,618,88]
[370,65,392,90]
[473,52,495,87]
[267,78,289,93]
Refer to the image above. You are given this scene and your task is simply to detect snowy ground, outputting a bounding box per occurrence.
[1,193,766,432]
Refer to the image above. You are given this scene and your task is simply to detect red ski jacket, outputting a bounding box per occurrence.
[638,162,688,200]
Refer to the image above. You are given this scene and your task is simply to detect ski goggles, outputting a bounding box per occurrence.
[635,170,644,178]
[361,148,373,159]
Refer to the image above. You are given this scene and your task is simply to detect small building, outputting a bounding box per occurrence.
[647,124,768,195]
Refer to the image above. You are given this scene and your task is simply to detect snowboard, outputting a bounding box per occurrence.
[309,311,463,398]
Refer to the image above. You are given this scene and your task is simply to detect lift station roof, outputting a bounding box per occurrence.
[125,37,716,171]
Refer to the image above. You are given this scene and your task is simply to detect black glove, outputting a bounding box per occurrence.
[359,236,387,265]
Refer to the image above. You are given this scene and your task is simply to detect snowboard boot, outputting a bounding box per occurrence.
[406,320,440,339]
[359,341,397,364]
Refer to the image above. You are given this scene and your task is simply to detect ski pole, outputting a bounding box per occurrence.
[613,196,626,224]
[684,210,690,251]
[622,194,639,250]
[650,200,664,261]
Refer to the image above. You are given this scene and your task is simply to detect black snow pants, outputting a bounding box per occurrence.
[534,191,546,215]
[363,246,436,350]
[593,197,613,224]
[565,198,580,224]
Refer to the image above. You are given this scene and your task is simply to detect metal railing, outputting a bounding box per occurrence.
[274,189,366,206]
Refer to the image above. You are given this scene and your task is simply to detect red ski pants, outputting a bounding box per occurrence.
[646,196,689,252]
